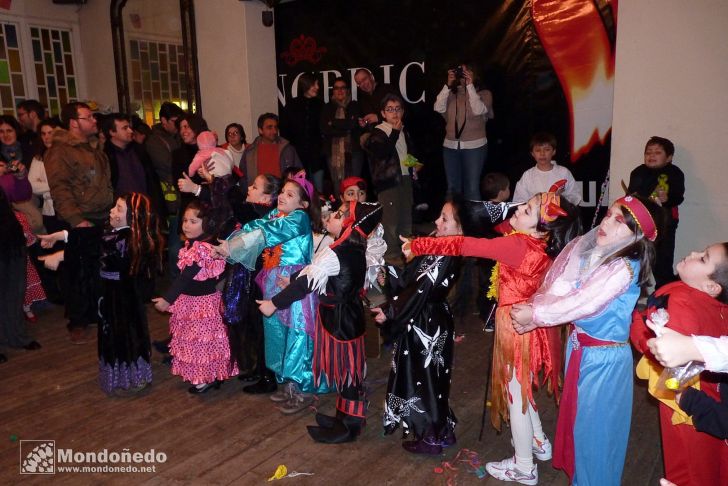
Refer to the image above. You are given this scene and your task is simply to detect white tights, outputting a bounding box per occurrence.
[507,371,545,472]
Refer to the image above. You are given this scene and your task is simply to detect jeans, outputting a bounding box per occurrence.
[443,144,488,200]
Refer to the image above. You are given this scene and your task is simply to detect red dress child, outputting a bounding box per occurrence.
[632,281,728,486]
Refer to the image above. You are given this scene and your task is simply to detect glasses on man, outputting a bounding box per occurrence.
[384,107,403,113]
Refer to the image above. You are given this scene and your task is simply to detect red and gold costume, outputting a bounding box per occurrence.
[631,281,728,486]
[411,232,561,429]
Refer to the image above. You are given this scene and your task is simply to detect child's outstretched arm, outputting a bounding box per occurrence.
[409,234,527,267]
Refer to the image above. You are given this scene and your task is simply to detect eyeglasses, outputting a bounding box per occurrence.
[333,86,347,90]
[384,107,403,113]
[76,117,95,121]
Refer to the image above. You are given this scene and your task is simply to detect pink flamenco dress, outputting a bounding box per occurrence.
[167,239,239,385]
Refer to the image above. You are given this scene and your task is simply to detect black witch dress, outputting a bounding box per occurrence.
[219,187,273,376]
[380,254,460,442]
[97,227,154,395]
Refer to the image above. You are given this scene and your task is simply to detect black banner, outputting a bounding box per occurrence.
[275,0,617,221]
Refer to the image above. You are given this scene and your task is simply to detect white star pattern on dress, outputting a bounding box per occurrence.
[413,325,448,371]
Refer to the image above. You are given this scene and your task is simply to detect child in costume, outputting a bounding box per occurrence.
[404,189,581,478]
[631,242,728,486]
[627,136,684,287]
[222,174,280,388]
[153,199,238,393]
[372,198,471,456]
[98,193,163,395]
[217,173,333,413]
[258,201,383,443]
[511,194,662,486]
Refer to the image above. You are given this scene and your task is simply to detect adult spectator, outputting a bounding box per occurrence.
[433,64,494,200]
[320,77,364,195]
[242,113,301,186]
[145,101,184,273]
[28,118,64,233]
[363,94,414,264]
[131,115,152,145]
[280,73,324,191]
[16,99,46,156]
[354,69,398,127]
[146,101,184,217]
[45,101,113,344]
[171,113,208,236]
[221,122,247,170]
[0,115,42,232]
[102,113,165,212]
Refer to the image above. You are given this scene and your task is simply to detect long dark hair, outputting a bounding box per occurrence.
[119,192,164,277]
[0,187,25,260]
[604,195,662,287]
[537,197,582,258]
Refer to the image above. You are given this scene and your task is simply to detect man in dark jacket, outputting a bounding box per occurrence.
[102,113,166,217]
[45,102,113,344]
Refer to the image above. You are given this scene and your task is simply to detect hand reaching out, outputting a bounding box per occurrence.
[400,235,413,262]
[38,231,66,249]
[152,297,170,313]
[371,307,386,325]
[645,324,703,368]
[256,299,277,317]
[511,303,537,334]
[210,239,230,259]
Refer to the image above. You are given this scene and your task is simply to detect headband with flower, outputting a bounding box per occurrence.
[615,195,658,241]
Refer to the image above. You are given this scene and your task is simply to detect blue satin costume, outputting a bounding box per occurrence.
[227,209,333,394]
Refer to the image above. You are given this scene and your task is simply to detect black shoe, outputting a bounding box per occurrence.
[243,375,277,394]
[314,412,339,428]
[0,353,6,363]
[307,414,364,444]
[23,340,42,351]
[237,372,260,382]
[188,380,222,394]
[152,338,171,354]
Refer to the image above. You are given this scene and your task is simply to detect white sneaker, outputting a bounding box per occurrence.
[532,437,552,461]
[270,382,295,402]
[509,436,553,461]
[485,457,538,485]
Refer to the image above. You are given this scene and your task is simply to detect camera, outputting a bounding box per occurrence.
[453,65,465,79]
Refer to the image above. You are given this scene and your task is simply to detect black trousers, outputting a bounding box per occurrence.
[0,251,31,349]
[61,225,104,330]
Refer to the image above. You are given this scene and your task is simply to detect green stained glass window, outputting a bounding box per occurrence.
[0,22,25,116]
[127,38,188,124]
[26,26,79,116]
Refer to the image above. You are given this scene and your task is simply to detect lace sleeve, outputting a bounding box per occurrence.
[532,258,634,326]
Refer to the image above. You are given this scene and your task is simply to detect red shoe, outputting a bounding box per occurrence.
[24,311,37,323]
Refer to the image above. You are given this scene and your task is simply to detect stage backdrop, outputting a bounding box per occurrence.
[275,0,617,223]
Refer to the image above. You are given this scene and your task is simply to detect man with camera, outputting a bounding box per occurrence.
[433,63,493,200]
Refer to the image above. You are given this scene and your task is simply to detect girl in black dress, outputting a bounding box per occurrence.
[98,193,163,395]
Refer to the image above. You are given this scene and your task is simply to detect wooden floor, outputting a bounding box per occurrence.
[1,301,665,485]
